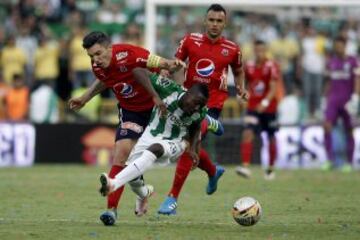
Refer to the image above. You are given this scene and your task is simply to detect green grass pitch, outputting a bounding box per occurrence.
[0,165,359,240]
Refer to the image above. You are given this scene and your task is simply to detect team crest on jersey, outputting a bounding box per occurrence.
[195,59,215,77]
[156,76,171,87]
[221,48,229,56]
[116,51,128,60]
[113,82,133,97]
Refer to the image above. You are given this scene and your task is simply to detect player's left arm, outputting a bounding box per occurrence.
[256,62,279,113]
[231,49,249,101]
[132,67,167,116]
[186,121,201,167]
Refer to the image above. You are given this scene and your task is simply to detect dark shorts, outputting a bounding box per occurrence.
[207,108,221,120]
[115,107,152,141]
[243,110,278,137]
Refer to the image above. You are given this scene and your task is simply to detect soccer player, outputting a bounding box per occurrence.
[68,31,184,226]
[158,4,248,215]
[322,36,360,172]
[99,67,210,209]
[235,40,280,180]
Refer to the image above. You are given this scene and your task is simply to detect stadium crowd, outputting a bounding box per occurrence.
[0,1,359,124]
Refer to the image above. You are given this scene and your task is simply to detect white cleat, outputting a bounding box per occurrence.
[99,173,115,196]
[135,185,154,217]
[235,166,252,178]
[264,171,276,181]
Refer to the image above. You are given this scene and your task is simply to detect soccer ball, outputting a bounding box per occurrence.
[232,196,262,226]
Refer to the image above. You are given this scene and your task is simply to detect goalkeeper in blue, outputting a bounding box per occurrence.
[98,67,220,216]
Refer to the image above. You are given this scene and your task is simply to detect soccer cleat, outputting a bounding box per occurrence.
[206,115,224,136]
[100,209,117,226]
[321,161,333,171]
[158,196,178,215]
[235,166,252,178]
[99,173,114,196]
[340,163,352,173]
[264,171,276,181]
[135,185,154,217]
[206,165,225,195]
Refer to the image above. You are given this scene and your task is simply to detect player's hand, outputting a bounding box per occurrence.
[189,150,200,170]
[168,59,186,73]
[236,86,249,101]
[153,96,167,117]
[345,94,359,115]
[68,96,87,111]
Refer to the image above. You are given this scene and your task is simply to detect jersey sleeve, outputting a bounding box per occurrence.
[175,35,189,61]
[149,73,182,99]
[131,45,150,68]
[230,46,243,72]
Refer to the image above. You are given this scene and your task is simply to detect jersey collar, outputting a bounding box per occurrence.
[203,34,225,45]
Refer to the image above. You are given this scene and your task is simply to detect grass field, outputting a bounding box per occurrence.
[0,165,359,240]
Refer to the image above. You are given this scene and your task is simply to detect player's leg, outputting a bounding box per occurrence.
[322,99,338,170]
[100,108,151,226]
[263,113,278,180]
[236,112,258,178]
[340,108,354,172]
[158,151,193,215]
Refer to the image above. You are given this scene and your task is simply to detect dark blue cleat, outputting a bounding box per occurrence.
[206,166,225,195]
[206,115,224,136]
[158,196,177,215]
[100,209,117,226]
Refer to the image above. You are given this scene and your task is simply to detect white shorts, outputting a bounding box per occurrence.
[126,130,187,165]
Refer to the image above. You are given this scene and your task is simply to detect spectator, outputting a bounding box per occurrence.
[0,74,8,120]
[34,35,60,89]
[4,74,29,121]
[0,35,27,85]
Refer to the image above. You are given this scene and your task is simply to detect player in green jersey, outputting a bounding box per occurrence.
[98,67,219,216]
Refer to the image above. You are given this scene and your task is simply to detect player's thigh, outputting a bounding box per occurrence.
[260,112,278,137]
[242,111,260,140]
[114,108,152,165]
[324,99,340,126]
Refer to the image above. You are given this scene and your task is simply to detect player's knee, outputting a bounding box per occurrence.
[113,146,132,165]
[147,143,164,158]
[242,129,254,142]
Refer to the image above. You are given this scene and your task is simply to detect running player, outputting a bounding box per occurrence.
[322,36,360,172]
[235,40,280,180]
[68,31,184,226]
[99,68,211,212]
[158,4,248,215]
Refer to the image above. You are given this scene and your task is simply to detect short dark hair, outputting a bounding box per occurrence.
[334,36,346,45]
[191,83,209,99]
[82,31,111,49]
[207,4,226,16]
[254,39,266,46]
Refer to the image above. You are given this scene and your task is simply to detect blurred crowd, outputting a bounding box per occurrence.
[0,1,360,125]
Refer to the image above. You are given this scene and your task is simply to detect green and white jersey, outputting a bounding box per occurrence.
[147,73,207,140]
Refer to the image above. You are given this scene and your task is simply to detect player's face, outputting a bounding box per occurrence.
[254,44,267,62]
[204,10,226,39]
[86,43,112,68]
[334,41,346,56]
[182,93,207,115]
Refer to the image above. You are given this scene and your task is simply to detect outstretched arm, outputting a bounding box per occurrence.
[132,67,167,116]
[68,78,107,111]
[186,121,201,167]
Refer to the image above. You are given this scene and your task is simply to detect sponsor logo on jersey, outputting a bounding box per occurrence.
[116,51,128,60]
[252,81,265,96]
[113,82,134,97]
[195,59,215,77]
[194,41,202,47]
[221,48,229,56]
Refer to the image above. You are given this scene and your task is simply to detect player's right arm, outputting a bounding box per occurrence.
[132,67,167,116]
[68,78,107,111]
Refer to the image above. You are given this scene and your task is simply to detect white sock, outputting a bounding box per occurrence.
[129,176,148,199]
[112,150,157,191]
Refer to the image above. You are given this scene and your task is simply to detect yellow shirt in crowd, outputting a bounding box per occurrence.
[0,46,27,84]
[34,43,60,80]
[69,36,92,71]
